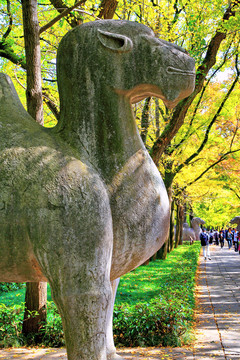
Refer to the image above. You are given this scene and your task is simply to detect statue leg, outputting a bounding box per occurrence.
[106,278,126,360]
[33,182,113,360]
[51,273,112,360]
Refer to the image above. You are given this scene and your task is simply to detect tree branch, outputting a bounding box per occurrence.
[42,89,60,120]
[195,1,240,94]
[171,40,236,154]
[174,70,239,175]
[0,1,26,68]
[229,187,240,200]
[39,0,86,34]
[14,71,60,121]
[0,41,26,69]
[150,0,240,164]
[187,148,240,187]
[49,0,84,27]
[3,0,13,39]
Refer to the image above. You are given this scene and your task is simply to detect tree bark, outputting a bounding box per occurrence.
[175,202,184,247]
[155,98,160,139]
[140,97,151,145]
[155,180,172,259]
[156,240,168,260]
[98,0,118,19]
[168,199,175,252]
[21,0,47,339]
[21,0,43,125]
[189,203,194,223]
[22,282,47,337]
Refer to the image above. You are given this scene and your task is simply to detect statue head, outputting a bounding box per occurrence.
[230,216,240,225]
[191,217,205,226]
[57,20,195,110]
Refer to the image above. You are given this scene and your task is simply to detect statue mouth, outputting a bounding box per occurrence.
[166,66,195,76]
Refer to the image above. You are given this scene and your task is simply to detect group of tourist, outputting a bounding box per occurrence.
[200,227,240,260]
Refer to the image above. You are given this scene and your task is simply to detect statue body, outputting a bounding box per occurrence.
[182,222,196,243]
[0,20,195,360]
[230,216,240,231]
[182,217,205,243]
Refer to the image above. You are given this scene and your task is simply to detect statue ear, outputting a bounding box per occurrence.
[97,29,133,53]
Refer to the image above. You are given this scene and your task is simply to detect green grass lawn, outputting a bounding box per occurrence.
[116,242,199,307]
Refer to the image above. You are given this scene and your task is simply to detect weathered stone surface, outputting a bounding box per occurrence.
[182,217,205,242]
[0,20,195,360]
[230,216,240,231]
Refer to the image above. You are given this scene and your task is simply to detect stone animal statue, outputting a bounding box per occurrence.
[182,217,205,243]
[191,217,205,240]
[182,222,196,244]
[230,216,240,231]
[0,20,195,360]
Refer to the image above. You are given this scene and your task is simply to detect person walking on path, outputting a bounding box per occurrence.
[214,229,219,245]
[219,229,225,248]
[233,228,238,252]
[237,231,240,254]
[200,228,211,260]
[209,230,213,244]
[226,227,233,249]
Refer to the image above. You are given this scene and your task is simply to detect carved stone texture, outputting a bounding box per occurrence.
[0,20,195,360]
[182,217,205,242]
[191,217,205,241]
[230,216,240,231]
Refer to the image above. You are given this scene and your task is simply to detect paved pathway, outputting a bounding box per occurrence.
[193,243,240,360]
[0,243,239,359]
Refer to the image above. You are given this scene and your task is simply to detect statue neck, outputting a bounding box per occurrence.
[55,88,143,183]
[192,223,199,230]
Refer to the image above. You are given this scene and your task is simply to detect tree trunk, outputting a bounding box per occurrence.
[21,0,47,339]
[22,282,47,337]
[21,0,43,125]
[142,258,150,265]
[156,239,168,260]
[183,202,187,223]
[179,204,184,245]
[155,179,172,260]
[168,199,175,252]
[140,97,151,144]
[98,0,118,19]
[189,203,194,223]
[155,98,160,139]
[175,202,184,247]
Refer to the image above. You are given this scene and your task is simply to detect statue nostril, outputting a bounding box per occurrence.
[167,67,175,74]
[167,66,195,76]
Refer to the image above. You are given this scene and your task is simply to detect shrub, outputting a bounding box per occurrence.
[113,242,200,347]
[0,303,25,348]
[113,296,192,347]
[41,302,65,347]
[0,301,65,348]
[0,283,25,293]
